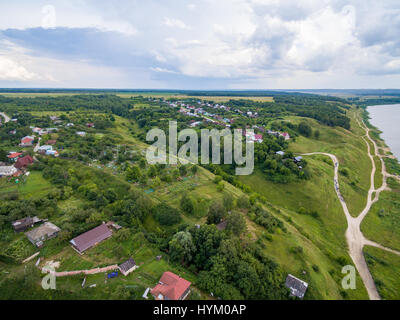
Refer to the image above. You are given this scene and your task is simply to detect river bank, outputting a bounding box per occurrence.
[366,104,400,163]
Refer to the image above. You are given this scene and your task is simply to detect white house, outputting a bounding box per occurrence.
[0,166,18,177]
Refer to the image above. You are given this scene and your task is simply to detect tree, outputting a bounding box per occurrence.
[169,231,196,265]
[223,192,234,211]
[179,165,188,176]
[191,165,198,175]
[298,122,312,137]
[191,224,224,270]
[126,165,141,182]
[226,211,247,236]
[314,130,320,139]
[237,196,250,209]
[85,211,104,225]
[214,175,222,184]
[172,168,180,180]
[104,189,117,203]
[148,165,157,178]
[139,158,146,169]
[0,149,7,162]
[153,202,181,226]
[217,181,225,192]
[115,228,131,241]
[180,194,195,215]
[207,200,225,224]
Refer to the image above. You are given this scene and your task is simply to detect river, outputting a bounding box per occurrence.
[367,104,400,161]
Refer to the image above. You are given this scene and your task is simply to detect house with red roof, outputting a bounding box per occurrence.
[7,152,23,162]
[254,134,263,143]
[19,136,35,147]
[20,136,34,147]
[47,140,57,145]
[15,155,34,170]
[280,132,290,140]
[151,271,191,300]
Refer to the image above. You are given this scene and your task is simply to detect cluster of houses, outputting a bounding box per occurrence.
[12,214,309,300]
[240,129,263,143]
[1,116,70,178]
[0,153,34,178]
[37,145,59,157]
[267,130,291,140]
[12,215,192,299]
[168,101,244,127]
[163,101,292,146]
[12,216,59,247]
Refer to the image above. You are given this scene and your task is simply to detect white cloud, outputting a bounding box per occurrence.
[0,56,38,81]
[1,0,400,88]
[164,17,190,30]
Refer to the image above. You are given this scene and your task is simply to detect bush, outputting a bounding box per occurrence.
[153,202,181,226]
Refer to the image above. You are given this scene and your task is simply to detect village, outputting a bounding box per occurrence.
[0,109,309,300]
[163,99,291,144]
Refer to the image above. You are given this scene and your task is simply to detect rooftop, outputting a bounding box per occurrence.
[70,224,112,253]
[118,258,137,273]
[151,271,191,300]
[25,222,60,241]
[285,274,308,299]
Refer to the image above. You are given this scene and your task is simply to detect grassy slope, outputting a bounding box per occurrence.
[238,107,377,299]
[364,246,400,300]
[286,110,371,216]
[0,171,53,199]
[361,190,400,251]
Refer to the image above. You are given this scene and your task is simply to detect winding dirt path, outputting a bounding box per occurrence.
[302,114,400,300]
[0,111,10,123]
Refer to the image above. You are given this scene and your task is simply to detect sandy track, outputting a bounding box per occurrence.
[302,115,400,300]
[0,112,10,123]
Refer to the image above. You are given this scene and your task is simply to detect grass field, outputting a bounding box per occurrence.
[0,172,53,199]
[0,92,274,103]
[361,189,400,252]
[364,246,400,300]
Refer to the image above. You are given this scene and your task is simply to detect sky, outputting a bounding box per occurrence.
[0,0,400,89]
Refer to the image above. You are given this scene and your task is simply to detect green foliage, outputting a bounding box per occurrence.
[249,206,286,233]
[222,192,234,211]
[237,195,250,209]
[180,194,195,215]
[126,165,141,182]
[207,200,225,224]
[169,231,196,265]
[226,211,247,235]
[153,202,181,226]
[298,121,312,137]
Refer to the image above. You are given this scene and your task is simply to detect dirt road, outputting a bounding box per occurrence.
[302,115,400,300]
[0,112,10,123]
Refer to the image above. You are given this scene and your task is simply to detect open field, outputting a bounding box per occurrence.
[117,93,275,102]
[0,92,274,102]
[364,246,400,300]
[361,189,400,252]
[0,172,53,199]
